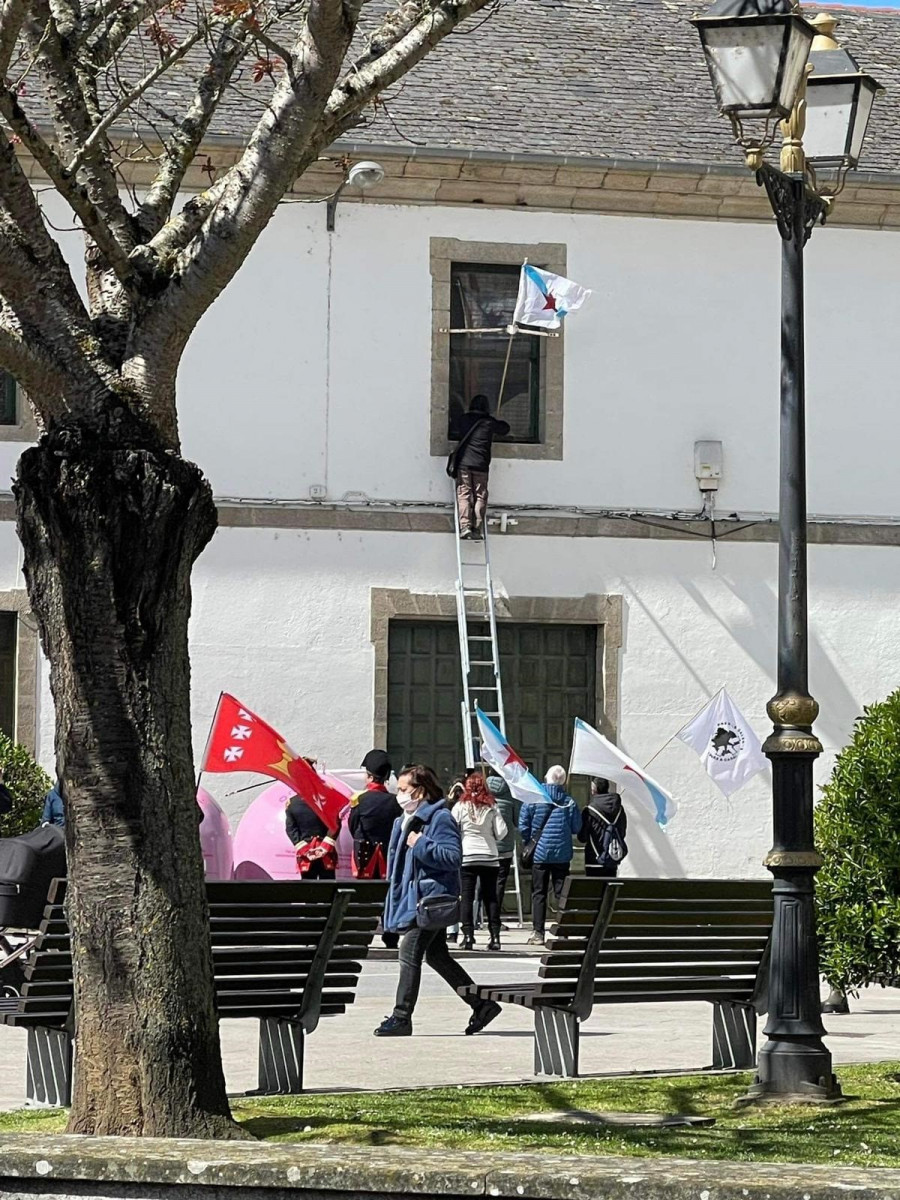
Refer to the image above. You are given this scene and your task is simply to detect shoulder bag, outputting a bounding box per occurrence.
[446,417,483,479]
[521,803,554,869]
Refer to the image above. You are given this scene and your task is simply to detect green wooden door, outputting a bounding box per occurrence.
[387,620,598,791]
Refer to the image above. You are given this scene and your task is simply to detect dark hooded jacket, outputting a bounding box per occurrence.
[579,791,627,869]
[456,413,511,473]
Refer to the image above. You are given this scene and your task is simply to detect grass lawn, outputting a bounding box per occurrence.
[2,1062,900,1165]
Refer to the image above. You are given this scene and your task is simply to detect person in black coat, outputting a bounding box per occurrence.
[452,394,510,540]
[579,777,628,877]
[348,750,398,880]
[285,763,341,879]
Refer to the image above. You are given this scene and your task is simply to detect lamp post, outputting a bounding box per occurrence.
[692,0,882,1103]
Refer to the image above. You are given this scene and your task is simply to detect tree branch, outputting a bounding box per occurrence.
[0,89,140,289]
[137,22,253,237]
[0,311,67,417]
[0,0,28,77]
[322,0,493,139]
[67,28,206,176]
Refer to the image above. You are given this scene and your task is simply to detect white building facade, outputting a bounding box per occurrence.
[0,2,899,880]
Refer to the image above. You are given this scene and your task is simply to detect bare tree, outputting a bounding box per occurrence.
[0,0,495,1137]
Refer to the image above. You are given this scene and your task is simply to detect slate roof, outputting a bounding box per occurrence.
[332,0,900,176]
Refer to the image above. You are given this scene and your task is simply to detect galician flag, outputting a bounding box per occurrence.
[569,718,676,827]
[201,693,345,830]
[475,707,551,805]
[677,688,767,799]
[512,265,591,330]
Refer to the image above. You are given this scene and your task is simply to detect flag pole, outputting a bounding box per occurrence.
[495,327,516,415]
[641,686,726,771]
[196,691,224,792]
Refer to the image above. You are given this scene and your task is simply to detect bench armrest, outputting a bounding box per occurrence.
[571,880,621,1022]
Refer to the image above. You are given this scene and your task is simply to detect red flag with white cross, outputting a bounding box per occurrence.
[200,693,344,830]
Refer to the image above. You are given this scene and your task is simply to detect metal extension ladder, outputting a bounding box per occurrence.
[452,495,524,925]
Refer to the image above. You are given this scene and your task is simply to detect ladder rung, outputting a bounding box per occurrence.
[470,660,495,666]
[468,636,492,641]
[470,685,498,691]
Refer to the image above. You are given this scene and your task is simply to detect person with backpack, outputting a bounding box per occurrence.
[519,765,582,946]
[447,394,510,541]
[579,777,628,877]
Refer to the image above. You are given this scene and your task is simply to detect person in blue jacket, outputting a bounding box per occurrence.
[41,781,65,827]
[374,764,502,1039]
[519,765,582,946]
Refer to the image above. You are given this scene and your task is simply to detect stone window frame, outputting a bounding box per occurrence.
[0,590,39,754]
[430,238,567,462]
[370,588,622,751]
[0,378,39,443]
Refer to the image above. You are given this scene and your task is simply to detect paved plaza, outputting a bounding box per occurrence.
[1,941,899,1107]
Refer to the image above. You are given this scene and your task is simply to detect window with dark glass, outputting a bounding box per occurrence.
[0,372,17,426]
[448,263,541,444]
[0,613,16,739]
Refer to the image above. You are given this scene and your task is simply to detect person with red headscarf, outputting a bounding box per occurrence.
[451,773,508,951]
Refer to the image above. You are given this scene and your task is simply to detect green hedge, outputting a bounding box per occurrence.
[0,732,52,838]
[816,689,900,993]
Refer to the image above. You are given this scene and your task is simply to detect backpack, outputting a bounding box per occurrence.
[589,810,627,866]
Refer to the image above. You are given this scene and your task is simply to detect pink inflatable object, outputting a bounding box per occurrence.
[196,787,234,880]
[232,772,357,881]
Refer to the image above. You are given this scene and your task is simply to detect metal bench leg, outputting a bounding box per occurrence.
[534,1008,579,1077]
[256,1017,305,1095]
[26,1027,72,1108]
[712,1002,756,1070]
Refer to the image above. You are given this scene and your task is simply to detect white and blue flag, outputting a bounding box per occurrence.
[569,718,676,828]
[513,265,591,331]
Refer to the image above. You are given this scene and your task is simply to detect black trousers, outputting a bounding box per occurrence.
[393,926,478,1021]
[301,858,335,880]
[460,863,500,936]
[497,856,514,907]
[531,862,569,934]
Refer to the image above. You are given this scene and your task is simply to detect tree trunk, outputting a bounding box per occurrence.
[14,416,243,1138]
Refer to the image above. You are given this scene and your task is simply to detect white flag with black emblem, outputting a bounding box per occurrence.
[677,688,767,798]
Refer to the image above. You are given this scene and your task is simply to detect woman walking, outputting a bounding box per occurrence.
[374,765,502,1038]
[452,773,508,951]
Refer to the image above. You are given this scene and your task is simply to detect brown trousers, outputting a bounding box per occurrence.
[456,469,489,533]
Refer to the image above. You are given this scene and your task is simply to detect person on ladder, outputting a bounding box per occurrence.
[450,394,510,540]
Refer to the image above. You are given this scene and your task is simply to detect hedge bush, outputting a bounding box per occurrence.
[0,733,52,838]
[816,689,900,994]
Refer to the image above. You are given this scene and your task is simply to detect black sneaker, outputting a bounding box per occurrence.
[374,1015,413,1037]
[465,1000,502,1035]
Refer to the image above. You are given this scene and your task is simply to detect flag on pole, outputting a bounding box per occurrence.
[512,265,591,331]
[676,688,767,798]
[569,718,676,827]
[475,707,551,805]
[201,693,345,830]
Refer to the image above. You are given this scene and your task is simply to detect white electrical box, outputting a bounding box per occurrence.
[694,440,723,491]
[309,484,327,500]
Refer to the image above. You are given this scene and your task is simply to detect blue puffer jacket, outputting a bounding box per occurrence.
[518,785,581,865]
[383,799,462,933]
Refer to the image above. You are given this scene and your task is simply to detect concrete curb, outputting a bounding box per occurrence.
[0,1137,899,1200]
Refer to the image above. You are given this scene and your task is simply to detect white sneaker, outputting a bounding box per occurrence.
[526,932,545,946]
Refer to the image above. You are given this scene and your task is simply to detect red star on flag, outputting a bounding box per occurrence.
[504,745,527,770]
[542,290,557,312]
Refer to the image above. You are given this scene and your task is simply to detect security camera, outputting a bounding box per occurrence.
[347,160,385,190]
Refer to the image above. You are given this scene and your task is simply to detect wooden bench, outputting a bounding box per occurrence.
[1,877,387,1107]
[463,876,773,1078]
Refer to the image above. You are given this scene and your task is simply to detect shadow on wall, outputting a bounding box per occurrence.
[680,574,862,752]
[624,802,686,878]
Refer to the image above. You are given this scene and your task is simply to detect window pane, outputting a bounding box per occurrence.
[0,372,16,426]
[449,264,541,444]
[0,613,16,739]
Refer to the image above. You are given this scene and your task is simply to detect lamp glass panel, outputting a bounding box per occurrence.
[701,23,791,114]
[779,21,816,114]
[804,79,855,164]
[849,81,877,164]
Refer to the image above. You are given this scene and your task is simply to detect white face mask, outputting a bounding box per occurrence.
[397,791,421,815]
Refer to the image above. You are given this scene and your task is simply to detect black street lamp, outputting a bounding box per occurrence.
[692,1,882,1104]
